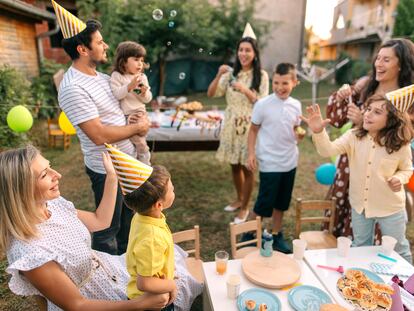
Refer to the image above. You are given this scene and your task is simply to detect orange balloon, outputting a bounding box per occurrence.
[407,173,414,192]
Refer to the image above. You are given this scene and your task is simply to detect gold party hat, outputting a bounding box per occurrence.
[386,84,414,113]
[242,22,257,40]
[104,144,153,195]
[51,0,86,39]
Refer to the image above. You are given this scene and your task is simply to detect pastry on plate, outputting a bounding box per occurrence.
[337,277,346,290]
[345,269,366,281]
[245,299,256,311]
[358,292,377,310]
[373,291,392,309]
[258,303,267,311]
[342,286,362,300]
[372,282,394,295]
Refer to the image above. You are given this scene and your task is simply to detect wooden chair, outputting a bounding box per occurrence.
[229,216,262,259]
[295,198,337,250]
[47,118,71,150]
[172,225,204,284]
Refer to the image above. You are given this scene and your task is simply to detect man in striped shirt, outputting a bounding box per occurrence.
[58,20,150,255]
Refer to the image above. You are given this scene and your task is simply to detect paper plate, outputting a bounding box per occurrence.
[288,285,332,311]
[348,267,384,283]
[237,288,281,311]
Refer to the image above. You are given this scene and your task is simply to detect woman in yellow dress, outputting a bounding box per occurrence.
[208,29,269,223]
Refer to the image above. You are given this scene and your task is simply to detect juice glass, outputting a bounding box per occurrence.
[215,250,229,275]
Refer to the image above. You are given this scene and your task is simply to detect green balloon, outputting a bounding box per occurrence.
[7,105,33,133]
[340,122,352,134]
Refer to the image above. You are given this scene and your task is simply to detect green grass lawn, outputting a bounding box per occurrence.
[3,81,414,310]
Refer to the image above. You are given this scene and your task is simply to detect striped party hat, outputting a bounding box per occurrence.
[385,84,414,113]
[51,0,86,39]
[105,144,153,195]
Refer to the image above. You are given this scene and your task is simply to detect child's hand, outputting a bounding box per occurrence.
[138,84,149,96]
[294,126,306,141]
[387,177,402,192]
[247,154,257,171]
[300,104,331,134]
[128,74,142,92]
[102,152,117,178]
[167,283,177,306]
[137,292,169,310]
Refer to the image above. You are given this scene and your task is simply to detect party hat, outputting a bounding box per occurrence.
[242,22,257,40]
[51,0,86,39]
[385,84,414,113]
[104,144,153,195]
[390,283,404,311]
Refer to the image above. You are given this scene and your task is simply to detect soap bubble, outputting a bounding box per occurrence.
[152,9,163,21]
[168,21,175,28]
[170,10,177,17]
[166,41,172,46]
[179,72,186,80]
[198,48,203,53]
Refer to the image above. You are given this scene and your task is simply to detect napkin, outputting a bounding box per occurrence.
[404,273,414,294]
[390,282,404,311]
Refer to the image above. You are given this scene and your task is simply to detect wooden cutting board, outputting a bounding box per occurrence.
[241,250,301,288]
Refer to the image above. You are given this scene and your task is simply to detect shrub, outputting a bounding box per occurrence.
[31,60,68,119]
[0,65,32,148]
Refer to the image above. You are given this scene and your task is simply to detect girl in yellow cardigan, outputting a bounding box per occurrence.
[302,92,414,263]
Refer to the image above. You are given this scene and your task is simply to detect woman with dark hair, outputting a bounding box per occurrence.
[325,38,414,239]
[208,30,269,224]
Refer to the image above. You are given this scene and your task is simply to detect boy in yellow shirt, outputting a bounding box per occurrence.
[105,144,176,310]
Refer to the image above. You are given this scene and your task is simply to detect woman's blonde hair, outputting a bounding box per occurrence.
[0,145,43,253]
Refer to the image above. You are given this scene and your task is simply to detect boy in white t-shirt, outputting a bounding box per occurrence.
[247,63,304,253]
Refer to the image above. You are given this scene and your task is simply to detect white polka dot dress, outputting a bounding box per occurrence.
[6,197,129,311]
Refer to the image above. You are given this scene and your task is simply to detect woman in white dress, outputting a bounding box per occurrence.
[0,145,168,310]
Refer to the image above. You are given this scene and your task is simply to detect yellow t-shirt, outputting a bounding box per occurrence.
[126,213,174,299]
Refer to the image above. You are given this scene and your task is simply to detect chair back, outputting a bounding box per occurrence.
[229,216,262,259]
[295,197,336,238]
[172,225,200,260]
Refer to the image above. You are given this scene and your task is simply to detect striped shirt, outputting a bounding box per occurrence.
[58,66,135,174]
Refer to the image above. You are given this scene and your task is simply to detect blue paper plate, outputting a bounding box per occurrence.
[288,285,332,311]
[348,267,384,283]
[237,288,281,311]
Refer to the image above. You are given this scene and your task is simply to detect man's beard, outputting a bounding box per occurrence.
[90,54,107,66]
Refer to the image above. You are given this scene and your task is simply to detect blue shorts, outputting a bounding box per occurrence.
[253,168,296,217]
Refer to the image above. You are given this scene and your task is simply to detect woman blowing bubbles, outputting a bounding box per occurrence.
[207,23,269,224]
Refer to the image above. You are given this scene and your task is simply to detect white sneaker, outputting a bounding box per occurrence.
[224,205,239,212]
[234,211,249,224]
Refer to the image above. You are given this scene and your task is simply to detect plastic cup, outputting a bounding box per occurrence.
[337,237,352,257]
[215,250,229,275]
[382,235,397,256]
[293,239,307,260]
[226,274,241,299]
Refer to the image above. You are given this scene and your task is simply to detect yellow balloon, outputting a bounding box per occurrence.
[58,112,76,135]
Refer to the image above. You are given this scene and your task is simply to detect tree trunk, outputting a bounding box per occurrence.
[158,57,166,96]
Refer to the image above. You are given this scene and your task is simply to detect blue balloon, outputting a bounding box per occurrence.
[315,163,336,185]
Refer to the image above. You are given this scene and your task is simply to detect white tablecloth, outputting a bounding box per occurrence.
[202,254,333,311]
[147,110,224,142]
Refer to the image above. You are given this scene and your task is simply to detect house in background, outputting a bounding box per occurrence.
[254,0,307,72]
[314,0,399,62]
[0,0,56,77]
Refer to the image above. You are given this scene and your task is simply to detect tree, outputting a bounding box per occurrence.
[77,0,271,94]
[393,0,414,41]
